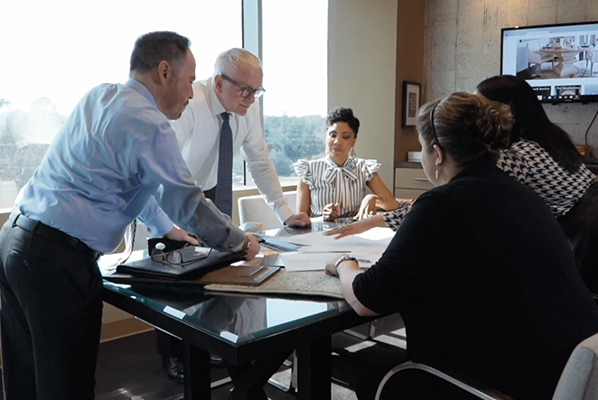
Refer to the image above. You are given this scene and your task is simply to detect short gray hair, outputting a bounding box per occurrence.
[213,48,262,77]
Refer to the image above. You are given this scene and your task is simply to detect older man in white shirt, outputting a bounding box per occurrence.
[171,47,309,225]
[158,48,310,382]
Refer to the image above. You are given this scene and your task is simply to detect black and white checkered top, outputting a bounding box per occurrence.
[384,139,596,231]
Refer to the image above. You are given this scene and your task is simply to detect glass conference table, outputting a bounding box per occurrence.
[102,221,377,400]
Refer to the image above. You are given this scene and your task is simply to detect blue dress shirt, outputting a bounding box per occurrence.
[15,79,245,253]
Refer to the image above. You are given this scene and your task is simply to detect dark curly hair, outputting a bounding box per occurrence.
[130,31,190,74]
[476,75,582,173]
[326,107,360,136]
[418,92,514,169]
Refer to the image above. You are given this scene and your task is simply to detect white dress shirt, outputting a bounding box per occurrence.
[169,78,294,223]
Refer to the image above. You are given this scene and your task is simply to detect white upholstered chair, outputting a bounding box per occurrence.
[375,332,598,400]
[587,50,597,76]
[237,191,297,230]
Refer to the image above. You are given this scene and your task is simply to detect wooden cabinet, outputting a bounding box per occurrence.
[394,165,433,199]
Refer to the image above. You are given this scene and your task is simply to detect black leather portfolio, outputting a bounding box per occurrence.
[116,247,245,281]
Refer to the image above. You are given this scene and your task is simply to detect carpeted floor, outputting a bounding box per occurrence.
[94,314,407,400]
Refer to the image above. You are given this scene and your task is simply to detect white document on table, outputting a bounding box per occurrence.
[279,228,395,272]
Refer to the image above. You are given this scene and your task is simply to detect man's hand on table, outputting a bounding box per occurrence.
[284,212,311,228]
[243,234,261,261]
[165,226,200,246]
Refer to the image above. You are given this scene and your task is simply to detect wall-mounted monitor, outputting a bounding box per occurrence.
[501,21,598,103]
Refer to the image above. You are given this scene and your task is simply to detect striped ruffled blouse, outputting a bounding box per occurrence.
[294,156,381,218]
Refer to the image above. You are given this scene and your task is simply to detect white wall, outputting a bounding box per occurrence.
[328,0,398,188]
[425,0,598,153]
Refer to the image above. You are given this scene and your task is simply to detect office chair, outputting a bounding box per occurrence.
[237,191,297,230]
[374,331,598,400]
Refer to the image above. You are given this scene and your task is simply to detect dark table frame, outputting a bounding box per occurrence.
[102,283,374,400]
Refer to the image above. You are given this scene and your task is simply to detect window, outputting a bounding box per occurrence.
[0,0,328,209]
[0,0,242,210]
[261,0,328,185]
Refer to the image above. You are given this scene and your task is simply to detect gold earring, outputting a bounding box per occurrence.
[350,148,357,157]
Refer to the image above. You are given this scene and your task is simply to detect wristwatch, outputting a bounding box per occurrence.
[334,254,358,276]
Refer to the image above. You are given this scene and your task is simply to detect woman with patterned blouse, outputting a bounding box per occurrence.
[294,107,399,220]
[328,75,598,293]
[477,75,598,292]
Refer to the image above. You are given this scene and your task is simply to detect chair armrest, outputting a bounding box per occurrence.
[375,361,515,400]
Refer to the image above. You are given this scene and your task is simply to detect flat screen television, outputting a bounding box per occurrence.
[501,21,598,103]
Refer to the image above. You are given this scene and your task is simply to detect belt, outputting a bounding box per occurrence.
[9,210,102,260]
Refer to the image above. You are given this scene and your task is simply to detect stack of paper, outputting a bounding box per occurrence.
[276,228,395,272]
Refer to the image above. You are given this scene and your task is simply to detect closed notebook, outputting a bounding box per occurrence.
[197,265,280,286]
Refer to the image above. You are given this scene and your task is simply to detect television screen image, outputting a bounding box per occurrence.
[501,21,598,103]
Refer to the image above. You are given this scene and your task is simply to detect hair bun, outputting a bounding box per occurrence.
[476,102,513,150]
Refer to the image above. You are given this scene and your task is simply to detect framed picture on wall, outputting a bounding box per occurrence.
[402,81,421,128]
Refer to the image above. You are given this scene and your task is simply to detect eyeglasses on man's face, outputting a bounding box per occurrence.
[220,73,265,99]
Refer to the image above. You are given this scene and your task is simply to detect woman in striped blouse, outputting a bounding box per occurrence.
[294,107,399,221]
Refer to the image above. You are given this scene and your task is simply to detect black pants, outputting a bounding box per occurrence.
[558,181,598,294]
[0,216,103,400]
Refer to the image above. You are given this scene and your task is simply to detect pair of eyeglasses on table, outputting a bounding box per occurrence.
[148,236,212,267]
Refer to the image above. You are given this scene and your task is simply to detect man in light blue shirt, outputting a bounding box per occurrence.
[0,31,259,400]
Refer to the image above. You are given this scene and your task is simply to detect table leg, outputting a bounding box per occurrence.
[182,340,211,400]
[225,348,294,400]
[554,53,581,76]
[295,336,332,400]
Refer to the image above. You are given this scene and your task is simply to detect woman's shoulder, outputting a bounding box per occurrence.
[510,139,543,152]
[293,157,327,181]
[499,139,547,168]
[352,157,381,173]
[293,158,311,176]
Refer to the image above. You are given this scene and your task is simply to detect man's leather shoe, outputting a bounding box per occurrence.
[162,355,184,384]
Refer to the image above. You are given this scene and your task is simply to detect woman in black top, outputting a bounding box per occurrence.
[326,92,598,400]
[328,76,598,296]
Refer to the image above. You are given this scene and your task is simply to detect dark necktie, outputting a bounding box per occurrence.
[215,112,233,215]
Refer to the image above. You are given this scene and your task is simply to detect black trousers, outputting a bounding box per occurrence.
[558,181,598,294]
[0,216,103,400]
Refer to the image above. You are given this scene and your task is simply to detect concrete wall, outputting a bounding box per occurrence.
[328,0,398,188]
[424,0,598,153]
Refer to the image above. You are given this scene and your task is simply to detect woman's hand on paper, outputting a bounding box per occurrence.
[324,214,386,239]
[323,203,340,221]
